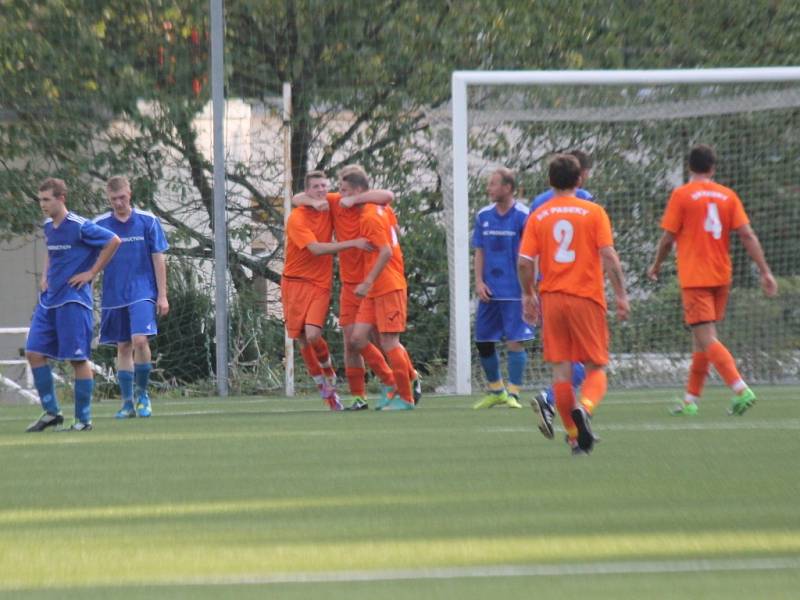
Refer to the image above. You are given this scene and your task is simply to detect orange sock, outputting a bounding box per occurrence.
[706,340,745,390]
[553,381,577,440]
[579,369,607,415]
[345,367,366,397]
[299,344,323,378]
[387,346,412,403]
[403,347,418,380]
[361,343,395,387]
[311,338,335,379]
[687,351,709,397]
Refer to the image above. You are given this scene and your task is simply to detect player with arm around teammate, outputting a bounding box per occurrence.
[647,144,777,416]
[518,155,629,454]
[94,176,169,419]
[25,178,121,432]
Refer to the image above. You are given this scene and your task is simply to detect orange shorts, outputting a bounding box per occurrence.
[681,285,730,326]
[338,282,363,327]
[281,277,331,339]
[355,288,407,333]
[540,291,608,365]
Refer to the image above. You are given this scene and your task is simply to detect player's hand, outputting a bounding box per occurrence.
[475,281,492,302]
[522,293,541,327]
[310,198,329,211]
[761,272,778,297]
[351,238,374,252]
[68,271,94,287]
[354,282,371,298]
[616,296,631,321]
[39,278,48,292]
[339,195,356,209]
[646,263,660,281]
[157,296,170,317]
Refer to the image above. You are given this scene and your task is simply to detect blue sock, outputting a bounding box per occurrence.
[479,352,501,389]
[134,363,152,398]
[118,370,134,403]
[74,378,94,423]
[572,362,586,392]
[507,350,527,388]
[32,365,60,414]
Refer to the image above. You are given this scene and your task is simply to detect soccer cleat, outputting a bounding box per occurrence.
[506,393,522,409]
[472,390,509,409]
[375,385,395,411]
[320,383,343,411]
[136,395,152,418]
[670,401,698,416]
[67,421,93,432]
[411,375,423,405]
[571,406,595,453]
[25,412,64,433]
[531,391,555,439]
[381,397,415,411]
[345,397,369,411]
[728,387,756,416]
[115,401,136,419]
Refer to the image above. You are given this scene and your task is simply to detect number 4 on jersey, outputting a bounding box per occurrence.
[704,202,722,240]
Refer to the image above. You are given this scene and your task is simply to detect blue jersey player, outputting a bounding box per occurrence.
[94,176,169,419]
[529,150,593,439]
[25,178,120,432]
[472,168,533,409]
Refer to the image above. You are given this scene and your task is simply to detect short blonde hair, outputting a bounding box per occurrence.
[38,177,67,198]
[304,170,327,190]
[107,176,131,193]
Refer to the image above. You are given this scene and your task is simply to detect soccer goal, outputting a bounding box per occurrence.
[443,67,800,395]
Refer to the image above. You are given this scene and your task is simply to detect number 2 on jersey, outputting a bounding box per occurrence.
[704,202,722,240]
[553,219,576,263]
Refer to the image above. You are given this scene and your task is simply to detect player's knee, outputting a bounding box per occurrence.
[132,336,150,352]
[305,328,322,344]
[476,341,496,358]
[25,351,45,366]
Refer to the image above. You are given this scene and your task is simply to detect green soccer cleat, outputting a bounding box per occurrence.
[506,393,522,409]
[670,401,698,416]
[473,390,509,410]
[345,396,369,411]
[729,388,756,416]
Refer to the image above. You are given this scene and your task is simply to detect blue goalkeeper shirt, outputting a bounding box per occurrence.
[471,201,529,300]
[93,208,169,308]
[40,212,117,309]
[530,187,594,211]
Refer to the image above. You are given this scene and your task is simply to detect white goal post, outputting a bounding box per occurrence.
[449,67,800,396]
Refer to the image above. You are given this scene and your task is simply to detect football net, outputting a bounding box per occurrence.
[435,69,800,394]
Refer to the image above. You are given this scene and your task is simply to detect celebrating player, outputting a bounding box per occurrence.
[282,170,373,410]
[292,167,400,410]
[648,144,777,416]
[471,167,531,410]
[518,155,629,454]
[529,150,593,438]
[25,178,121,432]
[348,168,418,410]
[94,176,169,419]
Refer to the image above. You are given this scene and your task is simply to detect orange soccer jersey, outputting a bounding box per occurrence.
[660,180,749,288]
[283,205,334,289]
[519,196,613,308]
[360,204,406,298]
[326,192,365,285]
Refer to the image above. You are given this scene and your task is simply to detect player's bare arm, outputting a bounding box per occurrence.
[517,255,540,325]
[647,231,675,281]
[68,235,121,287]
[474,248,492,302]
[339,189,394,209]
[355,245,392,298]
[736,224,778,297]
[39,252,49,292]
[152,252,169,316]
[600,245,630,321]
[307,238,373,257]
[291,191,329,212]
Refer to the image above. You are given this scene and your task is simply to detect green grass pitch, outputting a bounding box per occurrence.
[1,386,799,598]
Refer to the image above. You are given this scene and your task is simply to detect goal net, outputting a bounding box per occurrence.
[437,68,800,394]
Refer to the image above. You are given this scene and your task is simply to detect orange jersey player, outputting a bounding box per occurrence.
[291,167,400,410]
[518,154,629,454]
[648,144,777,417]
[281,170,372,411]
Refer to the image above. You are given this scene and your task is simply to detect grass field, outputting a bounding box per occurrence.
[1,386,799,599]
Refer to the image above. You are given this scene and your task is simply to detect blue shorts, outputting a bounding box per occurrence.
[26,302,93,361]
[100,301,158,344]
[475,300,535,343]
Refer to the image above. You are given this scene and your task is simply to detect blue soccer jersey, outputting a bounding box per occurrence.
[530,187,594,211]
[471,201,529,300]
[39,213,117,309]
[94,208,169,308]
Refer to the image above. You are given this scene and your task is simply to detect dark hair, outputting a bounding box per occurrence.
[38,177,67,198]
[568,149,592,171]
[688,144,716,174]
[339,166,370,191]
[548,154,581,190]
[493,167,516,192]
[304,170,327,190]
